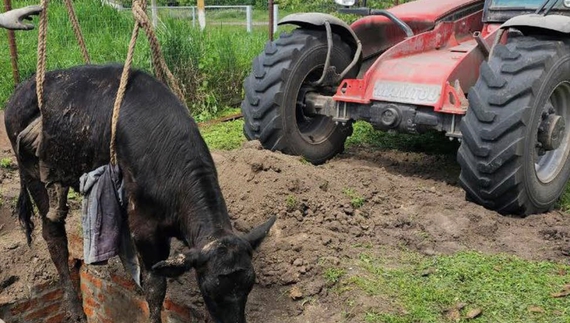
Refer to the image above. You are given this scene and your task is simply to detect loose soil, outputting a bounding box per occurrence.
[1,111,570,322]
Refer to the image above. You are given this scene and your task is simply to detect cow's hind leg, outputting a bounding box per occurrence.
[27,181,86,322]
[130,218,170,323]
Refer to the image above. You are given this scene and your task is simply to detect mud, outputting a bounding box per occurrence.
[1,111,570,322]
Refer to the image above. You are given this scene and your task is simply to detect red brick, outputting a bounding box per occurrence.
[80,269,103,289]
[31,281,57,295]
[24,303,61,321]
[163,298,193,318]
[84,305,95,318]
[110,273,137,292]
[10,300,33,316]
[80,282,94,298]
[39,289,63,303]
[45,312,66,323]
[84,295,100,309]
[135,299,150,317]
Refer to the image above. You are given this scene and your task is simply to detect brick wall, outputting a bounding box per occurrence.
[0,237,201,323]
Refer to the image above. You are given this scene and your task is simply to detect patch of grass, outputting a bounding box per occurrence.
[199,119,245,150]
[67,189,80,201]
[346,121,459,155]
[347,250,570,323]
[342,188,365,208]
[285,195,297,212]
[0,158,13,169]
[324,267,346,284]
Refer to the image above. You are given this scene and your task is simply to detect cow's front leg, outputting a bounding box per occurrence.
[136,233,170,323]
[40,183,86,322]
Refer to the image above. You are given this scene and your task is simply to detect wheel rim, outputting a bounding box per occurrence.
[294,65,337,145]
[535,81,570,183]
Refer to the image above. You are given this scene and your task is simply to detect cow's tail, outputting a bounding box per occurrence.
[16,175,35,246]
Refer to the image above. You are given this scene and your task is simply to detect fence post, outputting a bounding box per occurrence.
[192,6,196,27]
[246,5,252,33]
[197,0,206,30]
[151,0,158,28]
[273,4,278,35]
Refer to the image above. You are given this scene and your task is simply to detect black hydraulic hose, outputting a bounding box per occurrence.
[370,9,414,37]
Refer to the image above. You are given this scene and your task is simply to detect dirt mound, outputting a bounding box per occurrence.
[2,109,570,322]
[211,142,570,322]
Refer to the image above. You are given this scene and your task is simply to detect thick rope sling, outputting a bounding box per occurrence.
[35,0,185,165]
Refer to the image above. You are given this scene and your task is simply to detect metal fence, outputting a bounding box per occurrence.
[117,4,279,33]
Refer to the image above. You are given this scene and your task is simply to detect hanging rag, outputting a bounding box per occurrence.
[79,163,141,286]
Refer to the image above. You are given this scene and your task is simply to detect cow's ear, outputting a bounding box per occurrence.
[244,215,276,250]
[152,250,202,277]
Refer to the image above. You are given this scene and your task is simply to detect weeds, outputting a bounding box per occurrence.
[323,267,346,284]
[285,195,298,212]
[0,158,13,169]
[343,188,365,208]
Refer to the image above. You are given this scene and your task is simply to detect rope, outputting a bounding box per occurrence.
[63,0,90,64]
[109,4,141,166]
[32,0,184,165]
[131,1,184,101]
[36,0,48,109]
[109,0,184,165]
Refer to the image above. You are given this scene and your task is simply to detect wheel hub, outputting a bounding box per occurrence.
[538,113,566,151]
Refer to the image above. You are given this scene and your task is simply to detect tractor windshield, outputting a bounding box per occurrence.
[490,0,564,9]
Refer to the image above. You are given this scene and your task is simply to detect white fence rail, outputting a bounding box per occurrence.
[116,4,279,33]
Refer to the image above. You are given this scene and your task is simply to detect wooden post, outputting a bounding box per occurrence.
[268,0,273,41]
[197,0,205,31]
[4,0,19,85]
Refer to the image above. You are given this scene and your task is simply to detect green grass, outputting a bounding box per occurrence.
[342,188,366,209]
[0,0,269,116]
[324,267,346,284]
[199,119,245,150]
[285,195,298,212]
[342,251,570,323]
[346,121,460,155]
[0,158,13,169]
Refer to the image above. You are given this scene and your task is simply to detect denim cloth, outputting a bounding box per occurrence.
[80,164,140,286]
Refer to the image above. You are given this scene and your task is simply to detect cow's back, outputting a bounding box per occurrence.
[5,65,215,200]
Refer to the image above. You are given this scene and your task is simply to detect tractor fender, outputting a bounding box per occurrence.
[278,13,360,49]
[501,14,570,34]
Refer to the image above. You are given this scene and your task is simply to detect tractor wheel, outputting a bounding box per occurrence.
[458,35,570,215]
[241,29,356,165]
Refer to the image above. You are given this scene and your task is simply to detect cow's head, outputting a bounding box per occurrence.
[152,215,276,323]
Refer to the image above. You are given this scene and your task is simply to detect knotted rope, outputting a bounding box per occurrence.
[34,0,184,165]
[35,0,48,109]
[64,0,90,64]
[109,0,184,165]
[36,0,90,109]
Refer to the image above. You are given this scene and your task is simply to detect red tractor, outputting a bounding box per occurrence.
[241,0,570,215]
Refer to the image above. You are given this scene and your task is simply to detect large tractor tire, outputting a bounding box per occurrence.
[241,29,356,165]
[458,35,570,215]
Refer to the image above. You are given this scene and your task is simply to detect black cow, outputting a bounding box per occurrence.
[4,64,275,323]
